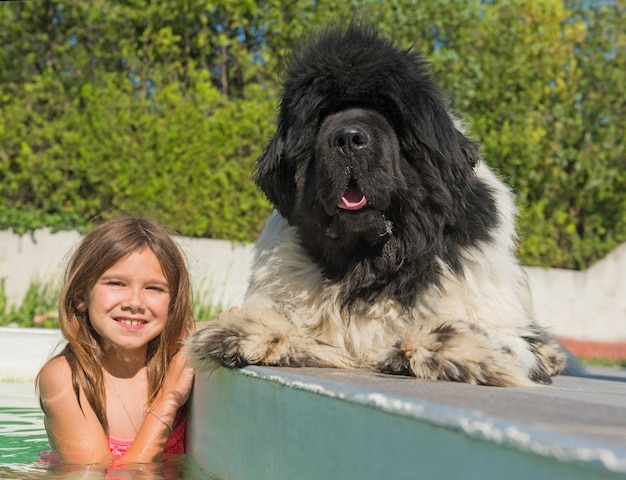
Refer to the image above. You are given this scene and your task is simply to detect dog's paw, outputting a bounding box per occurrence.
[377,323,525,386]
[526,333,568,377]
[185,308,355,371]
[185,320,250,371]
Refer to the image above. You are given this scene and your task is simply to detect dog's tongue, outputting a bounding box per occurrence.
[338,183,367,210]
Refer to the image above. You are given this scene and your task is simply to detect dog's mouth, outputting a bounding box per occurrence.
[321,179,393,243]
[337,180,367,211]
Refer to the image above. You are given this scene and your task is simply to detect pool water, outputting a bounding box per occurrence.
[0,382,210,479]
[0,403,50,478]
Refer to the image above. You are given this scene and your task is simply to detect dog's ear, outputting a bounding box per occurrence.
[425,115,483,188]
[254,134,297,220]
[457,131,482,170]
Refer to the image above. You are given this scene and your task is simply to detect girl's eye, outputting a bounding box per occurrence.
[147,285,168,293]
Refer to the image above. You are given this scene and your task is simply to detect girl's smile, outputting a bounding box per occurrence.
[115,317,148,329]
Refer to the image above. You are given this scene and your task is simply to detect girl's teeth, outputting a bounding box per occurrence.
[120,319,142,326]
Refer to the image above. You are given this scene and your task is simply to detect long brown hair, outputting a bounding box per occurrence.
[37,216,194,433]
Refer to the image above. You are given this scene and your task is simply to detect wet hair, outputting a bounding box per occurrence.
[38,216,194,432]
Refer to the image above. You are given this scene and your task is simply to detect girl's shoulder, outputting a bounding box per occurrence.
[39,354,71,376]
[38,355,72,398]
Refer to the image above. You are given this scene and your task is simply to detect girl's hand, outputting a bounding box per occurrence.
[217,305,240,319]
[159,349,195,410]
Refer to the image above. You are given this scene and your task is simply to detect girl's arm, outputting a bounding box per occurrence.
[118,349,194,463]
[38,356,112,464]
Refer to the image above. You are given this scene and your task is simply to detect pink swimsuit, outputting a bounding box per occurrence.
[39,417,186,464]
[109,416,186,458]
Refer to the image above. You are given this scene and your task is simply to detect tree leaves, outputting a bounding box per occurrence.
[0,0,624,267]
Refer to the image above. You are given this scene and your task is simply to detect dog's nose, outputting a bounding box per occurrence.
[330,125,370,151]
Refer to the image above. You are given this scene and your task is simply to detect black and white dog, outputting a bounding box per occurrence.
[186,24,567,386]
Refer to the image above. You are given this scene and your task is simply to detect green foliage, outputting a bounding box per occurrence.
[0,0,624,268]
[0,0,278,240]
[0,279,59,328]
[192,279,227,323]
[582,358,626,369]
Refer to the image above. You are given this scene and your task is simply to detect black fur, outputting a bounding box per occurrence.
[255,24,498,307]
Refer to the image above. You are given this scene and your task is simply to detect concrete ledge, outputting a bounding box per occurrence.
[0,327,63,382]
[189,366,626,480]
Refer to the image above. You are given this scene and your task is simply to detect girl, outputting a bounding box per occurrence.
[37,216,195,465]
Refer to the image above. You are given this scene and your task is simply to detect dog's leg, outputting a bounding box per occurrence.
[185,308,355,371]
[377,321,563,386]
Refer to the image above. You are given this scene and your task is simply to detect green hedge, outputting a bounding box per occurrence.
[0,0,624,268]
[0,65,275,241]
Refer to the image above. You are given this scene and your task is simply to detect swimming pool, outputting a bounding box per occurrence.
[0,382,211,479]
[0,381,49,478]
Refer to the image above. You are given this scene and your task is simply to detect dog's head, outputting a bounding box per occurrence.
[255,24,497,299]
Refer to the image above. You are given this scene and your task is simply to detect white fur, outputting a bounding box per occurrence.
[186,159,566,386]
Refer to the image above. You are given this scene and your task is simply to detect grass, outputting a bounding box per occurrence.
[581,357,626,369]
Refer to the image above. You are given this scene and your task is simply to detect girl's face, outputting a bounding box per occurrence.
[79,247,171,355]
